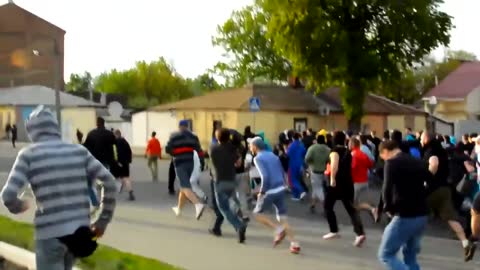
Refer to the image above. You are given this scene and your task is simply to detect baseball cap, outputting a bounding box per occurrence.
[179,120,189,127]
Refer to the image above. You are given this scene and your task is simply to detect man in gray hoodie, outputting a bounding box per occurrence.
[1,105,117,270]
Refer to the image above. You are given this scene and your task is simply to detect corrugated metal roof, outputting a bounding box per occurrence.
[425,61,480,99]
[0,85,103,107]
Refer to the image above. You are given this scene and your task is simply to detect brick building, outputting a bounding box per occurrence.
[0,0,65,89]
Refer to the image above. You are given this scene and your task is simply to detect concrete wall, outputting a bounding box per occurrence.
[0,106,16,139]
[61,107,97,143]
[414,116,427,132]
[454,120,480,139]
[106,121,132,144]
[386,115,405,131]
[431,100,468,122]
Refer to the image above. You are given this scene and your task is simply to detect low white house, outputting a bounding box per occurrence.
[131,110,178,156]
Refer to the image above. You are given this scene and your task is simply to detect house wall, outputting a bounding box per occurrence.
[131,111,177,156]
[414,116,427,132]
[61,107,97,143]
[466,87,480,115]
[0,106,16,139]
[431,100,468,122]
[386,115,405,131]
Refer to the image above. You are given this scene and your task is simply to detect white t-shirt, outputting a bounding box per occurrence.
[245,153,261,179]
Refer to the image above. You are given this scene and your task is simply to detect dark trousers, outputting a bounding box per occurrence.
[211,180,244,232]
[168,160,176,192]
[324,184,365,236]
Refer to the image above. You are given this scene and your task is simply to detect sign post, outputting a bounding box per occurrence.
[249,97,261,132]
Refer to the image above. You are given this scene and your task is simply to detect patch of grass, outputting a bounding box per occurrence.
[0,216,181,270]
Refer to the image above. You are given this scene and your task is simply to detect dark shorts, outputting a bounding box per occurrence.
[175,162,194,189]
[111,163,130,178]
[427,187,457,221]
[253,190,287,217]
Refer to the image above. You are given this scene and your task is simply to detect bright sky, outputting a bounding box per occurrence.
[3,0,479,80]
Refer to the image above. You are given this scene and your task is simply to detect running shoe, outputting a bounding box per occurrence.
[273,227,286,247]
[353,235,366,248]
[195,204,205,220]
[465,241,477,262]
[323,232,340,240]
[290,242,301,254]
[172,206,181,217]
[238,226,247,244]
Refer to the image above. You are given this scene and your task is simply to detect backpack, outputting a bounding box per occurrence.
[409,146,421,159]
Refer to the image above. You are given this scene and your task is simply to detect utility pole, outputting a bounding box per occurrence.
[52,41,62,130]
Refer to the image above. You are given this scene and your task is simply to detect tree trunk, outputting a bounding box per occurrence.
[348,118,362,134]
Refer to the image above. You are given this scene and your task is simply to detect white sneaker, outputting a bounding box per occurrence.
[354,235,366,247]
[300,192,307,200]
[195,204,205,220]
[290,242,301,254]
[323,232,340,240]
[172,206,181,217]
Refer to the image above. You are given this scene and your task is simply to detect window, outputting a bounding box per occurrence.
[294,118,308,132]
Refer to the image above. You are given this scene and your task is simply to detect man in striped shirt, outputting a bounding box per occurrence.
[1,105,116,270]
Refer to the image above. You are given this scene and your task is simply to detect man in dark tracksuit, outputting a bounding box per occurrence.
[83,117,116,207]
[166,120,206,219]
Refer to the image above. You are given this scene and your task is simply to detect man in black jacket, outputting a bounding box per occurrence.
[377,140,429,270]
[83,117,116,208]
[114,130,135,201]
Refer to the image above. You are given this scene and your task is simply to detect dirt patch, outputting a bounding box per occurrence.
[0,257,28,270]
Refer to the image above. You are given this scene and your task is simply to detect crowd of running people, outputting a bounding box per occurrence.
[164,121,480,269]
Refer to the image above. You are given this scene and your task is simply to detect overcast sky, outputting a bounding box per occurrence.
[3,0,478,79]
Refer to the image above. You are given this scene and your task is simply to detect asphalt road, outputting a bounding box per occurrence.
[0,142,478,270]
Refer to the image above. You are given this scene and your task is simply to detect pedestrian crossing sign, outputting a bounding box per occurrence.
[249,97,260,112]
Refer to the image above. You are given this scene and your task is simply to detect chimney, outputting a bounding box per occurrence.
[288,76,303,89]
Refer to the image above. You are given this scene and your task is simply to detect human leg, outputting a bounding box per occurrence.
[378,216,409,270]
[168,159,176,193]
[341,195,366,246]
[323,186,339,236]
[36,238,75,270]
[402,216,428,270]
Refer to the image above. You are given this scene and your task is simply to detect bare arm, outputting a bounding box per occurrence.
[329,152,339,186]
[428,156,439,175]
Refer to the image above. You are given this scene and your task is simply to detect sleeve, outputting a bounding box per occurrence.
[165,134,174,155]
[254,157,269,194]
[304,148,313,165]
[145,139,151,155]
[85,151,116,230]
[382,160,394,214]
[1,151,29,214]
[351,152,358,169]
[113,143,118,162]
[83,132,93,153]
[127,142,133,163]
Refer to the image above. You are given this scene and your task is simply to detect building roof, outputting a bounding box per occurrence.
[150,84,425,115]
[0,2,66,33]
[321,88,426,115]
[425,61,480,99]
[0,85,103,107]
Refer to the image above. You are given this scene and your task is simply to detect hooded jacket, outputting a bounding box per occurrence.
[1,106,116,240]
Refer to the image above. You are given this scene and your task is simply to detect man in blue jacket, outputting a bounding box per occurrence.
[250,137,301,254]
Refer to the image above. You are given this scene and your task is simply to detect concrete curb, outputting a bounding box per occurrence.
[0,242,81,270]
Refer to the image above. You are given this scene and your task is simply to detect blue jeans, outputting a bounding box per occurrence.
[378,216,428,270]
[212,181,244,232]
[36,238,75,270]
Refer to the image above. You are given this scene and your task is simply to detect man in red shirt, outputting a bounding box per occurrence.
[145,131,162,181]
[349,137,375,218]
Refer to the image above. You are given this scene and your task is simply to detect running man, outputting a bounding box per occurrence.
[114,129,135,201]
[250,137,301,254]
[166,120,206,219]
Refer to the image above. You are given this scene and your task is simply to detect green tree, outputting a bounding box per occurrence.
[65,71,92,92]
[94,58,193,108]
[447,49,477,61]
[212,5,291,87]
[261,0,452,130]
[186,73,223,95]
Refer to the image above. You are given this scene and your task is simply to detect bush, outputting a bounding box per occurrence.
[0,216,180,270]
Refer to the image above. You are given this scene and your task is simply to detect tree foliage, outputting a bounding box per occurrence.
[186,73,223,95]
[212,5,291,87]
[65,72,92,92]
[94,58,193,108]
[260,0,453,129]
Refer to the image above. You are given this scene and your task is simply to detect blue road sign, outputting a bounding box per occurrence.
[249,97,261,112]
